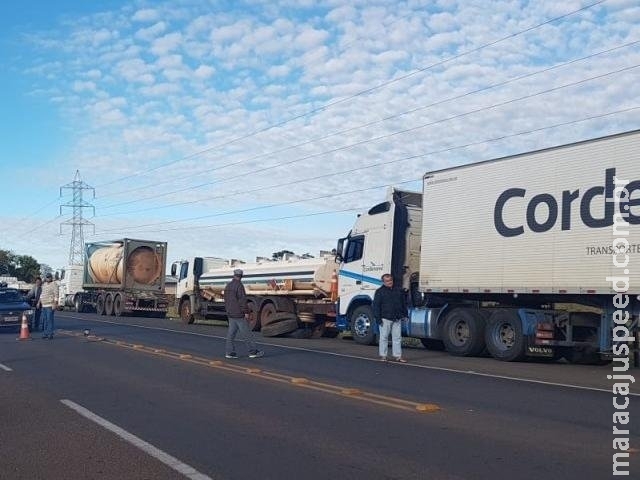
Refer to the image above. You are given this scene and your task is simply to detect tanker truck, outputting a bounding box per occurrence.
[336,129,640,363]
[171,252,339,337]
[74,238,169,317]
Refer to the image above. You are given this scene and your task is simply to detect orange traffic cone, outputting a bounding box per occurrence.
[17,314,32,341]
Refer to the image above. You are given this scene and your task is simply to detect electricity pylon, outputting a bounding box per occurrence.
[60,170,95,265]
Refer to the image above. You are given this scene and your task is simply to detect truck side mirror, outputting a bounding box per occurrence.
[170,263,177,276]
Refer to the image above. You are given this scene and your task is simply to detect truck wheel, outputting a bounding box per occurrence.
[259,302,277,327]
[74,295,83,313]
[104,294,114,316]
[179,299,195,324]
[485,310,526,361]
[351,305,376,345]
[113,294,123,317]
[96,295,105,316]
[246,300,260,330]
[441,309,486,356]
[261,318,299,337]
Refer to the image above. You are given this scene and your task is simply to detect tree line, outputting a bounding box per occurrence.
[0,249,46,282]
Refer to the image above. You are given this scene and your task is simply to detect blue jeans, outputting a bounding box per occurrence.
[42,307,55,337]
[379,318,402,359]
[226,316,257,354]
[32,308,42,331]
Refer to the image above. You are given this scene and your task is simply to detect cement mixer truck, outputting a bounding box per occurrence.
[171,252,339,337]
[74,238,169,317]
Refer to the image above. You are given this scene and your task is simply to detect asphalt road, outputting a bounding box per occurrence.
[1,312,638,480]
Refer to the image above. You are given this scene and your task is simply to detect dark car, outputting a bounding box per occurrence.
[0,288,34,332]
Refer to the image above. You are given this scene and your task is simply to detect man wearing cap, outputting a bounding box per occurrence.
[39,273,59,339]
[223,269,264,359]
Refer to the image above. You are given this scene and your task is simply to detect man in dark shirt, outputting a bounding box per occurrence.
[26,276,43,331]
[373,273,408,362]
[223,269,264,359]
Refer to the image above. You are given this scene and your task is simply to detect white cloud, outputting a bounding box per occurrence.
[72,80,96,92]
[151,32,183,56]
[114,58,155,84]
[156,54,183,69]
[139,82,181,97]
[194,64,215,79]
[428,11,457,33]
[92,28,117,46]
[211,20,251,43]
[267,64,290,78]
[294,27,329,50]
[86,69,102,79]
[135,21,167,42]
[326,5,357,23]
[132,8,160,23]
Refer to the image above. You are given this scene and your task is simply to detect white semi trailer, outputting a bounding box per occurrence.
[336,130,640,363]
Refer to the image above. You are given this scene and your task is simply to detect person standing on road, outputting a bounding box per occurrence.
[39,273,58,339]
[223,269,264,359]
[26,276,43,331]
[373,273,408,363]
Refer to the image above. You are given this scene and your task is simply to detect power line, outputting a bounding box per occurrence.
[99,39,638,202]
[97,62,639,213]
[93,105,640,234]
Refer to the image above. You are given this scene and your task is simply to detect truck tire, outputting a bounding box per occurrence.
[351,305,376,345]
[441,309,486,356]
[263,312,297,326]
[74,295,83,313]
[179,299,195,324]
[96,294,105,316]
[113,294,123,317]
[261,318,299,337]
[246,299,260,330]
[259,302,277,328]
[485,310,526,361]
[104,294,114,316]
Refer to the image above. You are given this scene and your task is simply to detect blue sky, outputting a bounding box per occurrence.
[1,0,639,271]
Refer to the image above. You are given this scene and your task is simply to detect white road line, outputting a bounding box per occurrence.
[60,313,637,396]
[266,346,639,396]
[61,399,213,480]
[0,363,13,372]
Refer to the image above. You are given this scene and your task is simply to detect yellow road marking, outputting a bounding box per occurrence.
[58,329,440,415]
